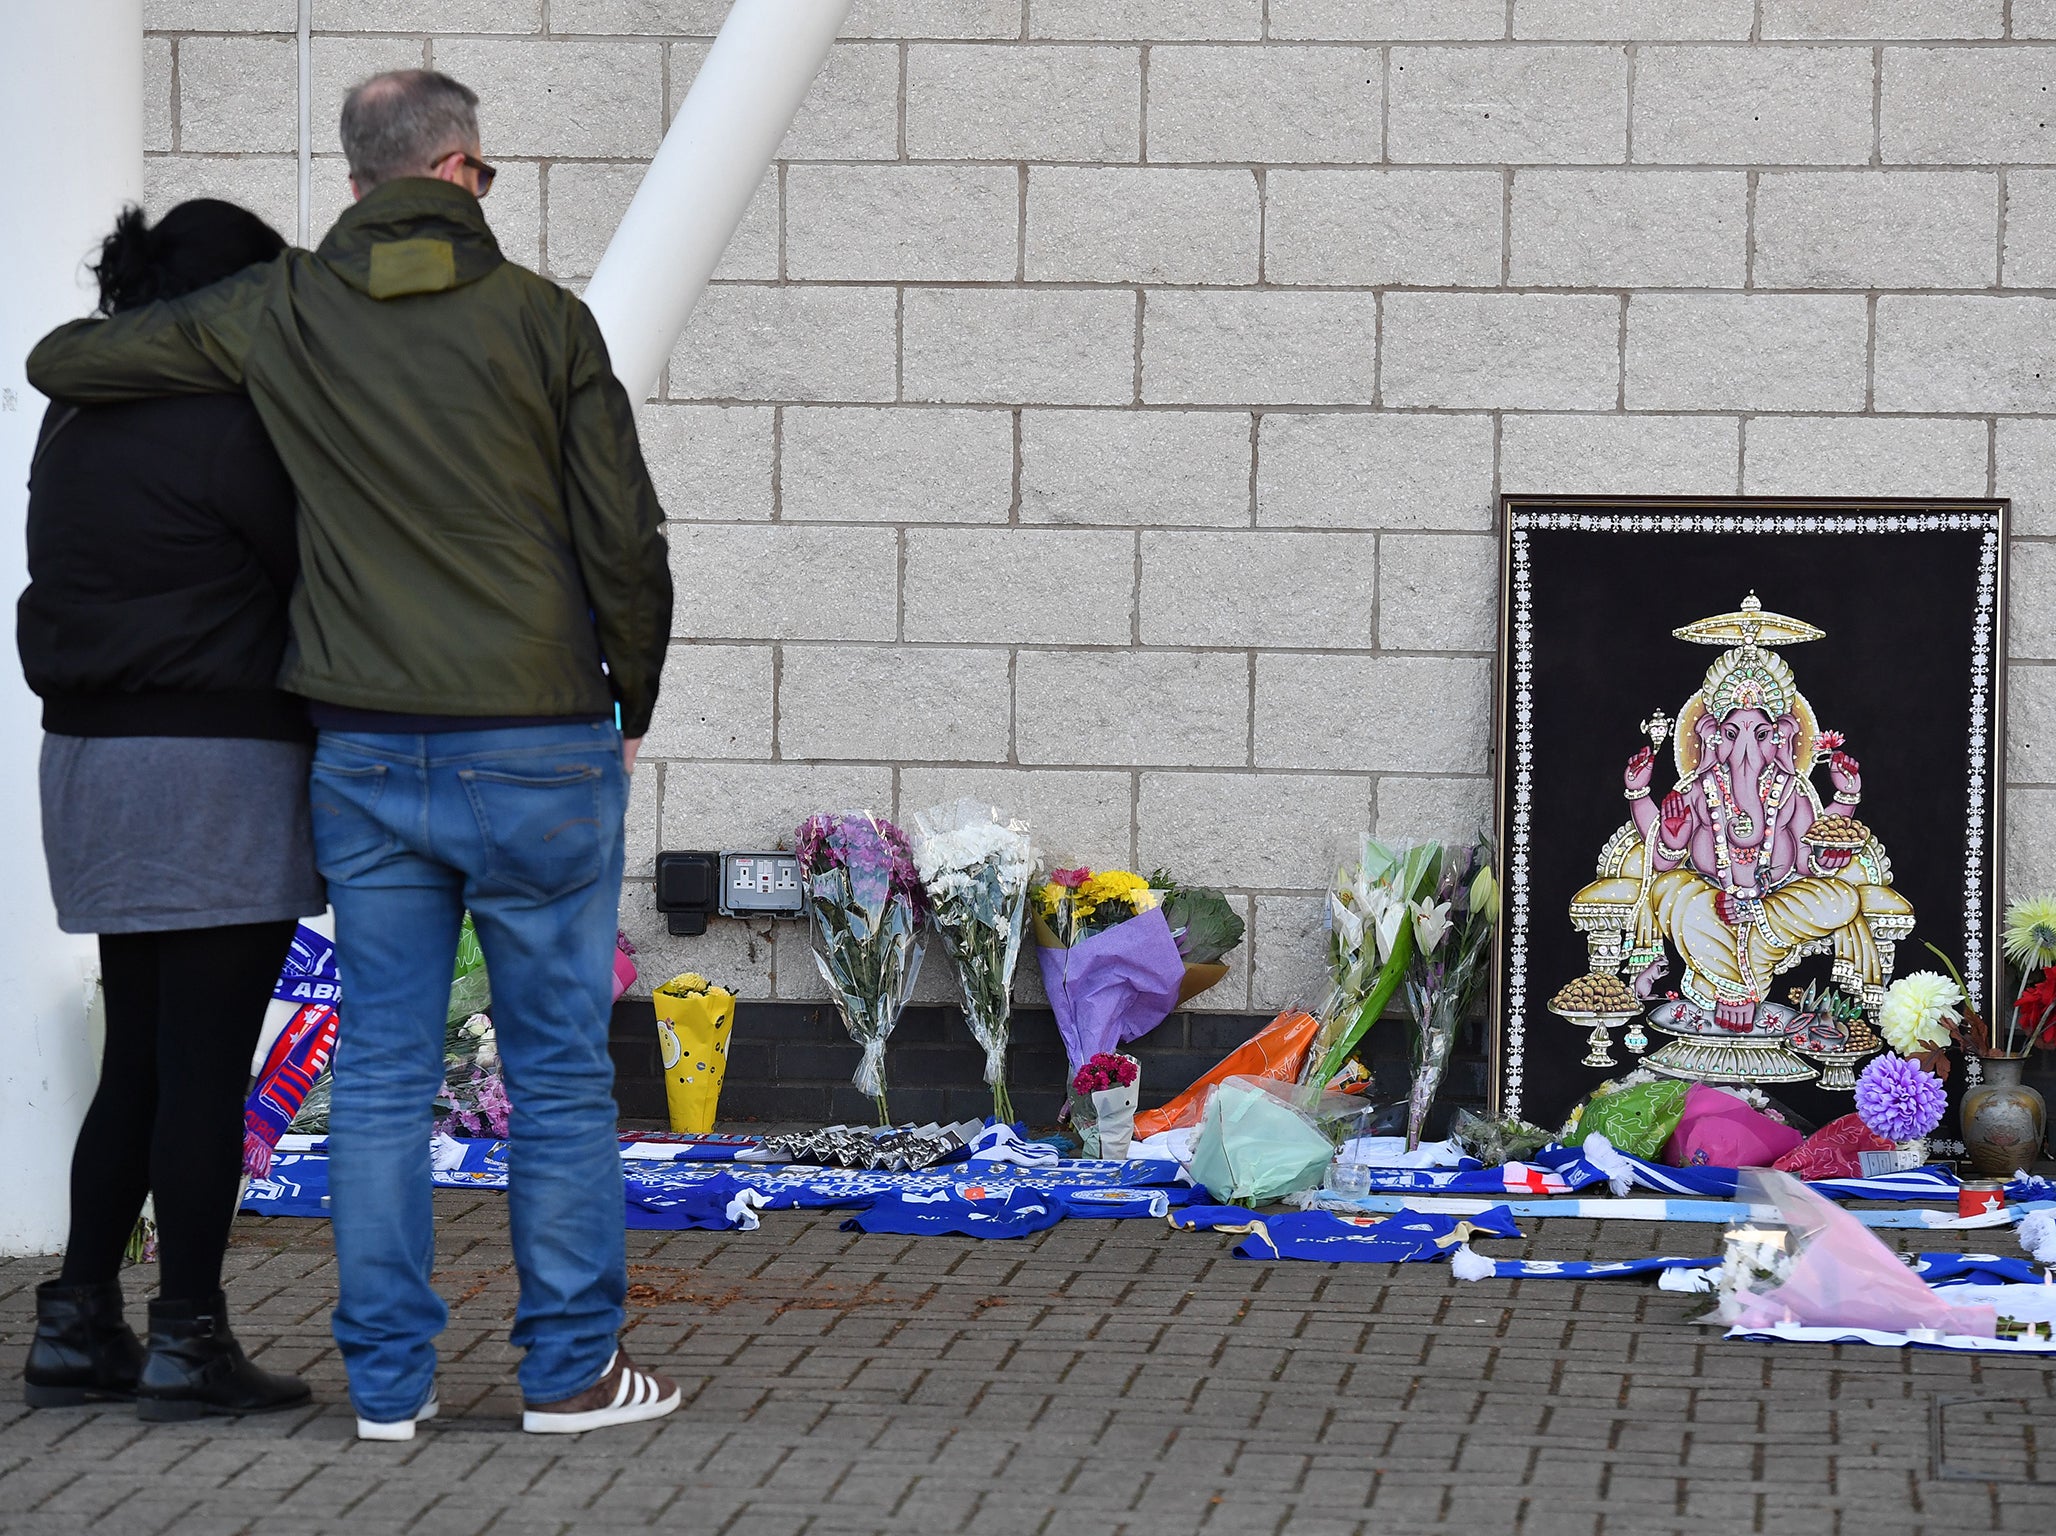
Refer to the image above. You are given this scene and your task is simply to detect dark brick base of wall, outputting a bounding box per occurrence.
[609,998,1492,1135]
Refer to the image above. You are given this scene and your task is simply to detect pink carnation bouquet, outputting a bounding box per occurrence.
[1070,1051,1141,1159]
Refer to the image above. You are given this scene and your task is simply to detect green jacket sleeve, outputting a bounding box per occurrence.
[25,262,276,402]
[560,300,673,740]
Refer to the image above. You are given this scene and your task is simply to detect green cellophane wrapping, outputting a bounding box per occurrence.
[1566,1079,1690,1160]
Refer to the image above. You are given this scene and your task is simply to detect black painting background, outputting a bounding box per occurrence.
[1496,502,2002,1132]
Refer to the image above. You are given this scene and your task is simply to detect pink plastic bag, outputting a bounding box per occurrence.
[1722,1170,1996,1337]
[1664,1083,1804,1168]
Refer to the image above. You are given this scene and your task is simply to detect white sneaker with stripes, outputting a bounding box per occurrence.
[520,1348,679,1434]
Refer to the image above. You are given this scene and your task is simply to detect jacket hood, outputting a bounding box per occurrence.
[316,177,505,299]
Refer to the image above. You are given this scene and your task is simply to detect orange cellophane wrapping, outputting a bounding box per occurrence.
[1131,1009,1322,1141]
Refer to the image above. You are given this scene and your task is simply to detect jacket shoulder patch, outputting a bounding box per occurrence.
[368,238,457,299]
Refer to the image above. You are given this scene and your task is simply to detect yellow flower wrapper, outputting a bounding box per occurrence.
[652,973,736,1134]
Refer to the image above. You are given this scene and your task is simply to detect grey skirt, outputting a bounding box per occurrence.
[41,734,326,934]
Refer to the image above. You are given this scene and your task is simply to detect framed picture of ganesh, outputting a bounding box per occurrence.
[1490,496,2007,1135]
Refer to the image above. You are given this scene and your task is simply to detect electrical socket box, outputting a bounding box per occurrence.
[653,850,720,936]
[720,851,803,918]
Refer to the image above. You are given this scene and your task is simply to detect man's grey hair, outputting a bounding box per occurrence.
[340,69,480,189]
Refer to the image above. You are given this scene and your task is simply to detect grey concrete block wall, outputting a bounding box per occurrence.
[135,3,2056,1013]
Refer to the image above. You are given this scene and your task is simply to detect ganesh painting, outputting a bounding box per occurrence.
[1564,594,1912,1088]
[1493,498,2005,1128]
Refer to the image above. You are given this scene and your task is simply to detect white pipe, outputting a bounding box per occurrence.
[0,0,142,1256]
[583,0,851,402]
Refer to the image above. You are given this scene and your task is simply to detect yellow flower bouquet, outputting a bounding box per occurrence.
[1031,866,1159,948]
[1031,864,1186,1115]
[652,972,736,1133]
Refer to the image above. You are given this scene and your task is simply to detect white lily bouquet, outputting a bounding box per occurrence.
[1301,838,1442,1090]
[911,799,1034,1123]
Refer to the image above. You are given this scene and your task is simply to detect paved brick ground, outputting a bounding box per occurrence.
[2,1191,2052,1535]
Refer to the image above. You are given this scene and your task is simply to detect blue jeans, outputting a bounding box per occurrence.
[309,723,629,1420]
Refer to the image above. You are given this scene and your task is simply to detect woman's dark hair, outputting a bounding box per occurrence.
[90,199,286,315]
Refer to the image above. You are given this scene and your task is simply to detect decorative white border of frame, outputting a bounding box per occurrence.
[1499,506,2004,1120]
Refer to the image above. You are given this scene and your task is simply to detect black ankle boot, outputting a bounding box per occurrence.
[134,1292,310,1422]
[23,1280,145,1407]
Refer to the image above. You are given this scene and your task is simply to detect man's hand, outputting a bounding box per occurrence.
[623,736,642,775]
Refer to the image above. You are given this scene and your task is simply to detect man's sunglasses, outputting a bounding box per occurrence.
[435,150,497,197]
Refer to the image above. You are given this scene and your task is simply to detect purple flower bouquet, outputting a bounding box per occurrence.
[797,812,928,1125]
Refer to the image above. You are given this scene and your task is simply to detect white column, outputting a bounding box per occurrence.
[583,0,852,403]
[0,2,143,1255]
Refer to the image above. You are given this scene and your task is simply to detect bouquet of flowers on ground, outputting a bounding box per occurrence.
[1301,837,1443,1091]
[652,972,737,1133]
[1071,1051,1140,1159]
[437,916,509,1138]
[798,811,927,1125]
[911,799,1034,1123]
[1399,839,1498,1150]
[1033,864,1184,1090]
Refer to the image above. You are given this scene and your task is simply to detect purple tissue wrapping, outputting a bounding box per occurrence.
[1037,905,1186,1072]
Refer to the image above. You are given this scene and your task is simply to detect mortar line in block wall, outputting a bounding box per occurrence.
[1370,289,1383,408]
[273,147,2056,175]
[769,405,783,520]
[176,33,2056,51]
[661,401,2018,421]
[1988,418,1999,498]
[1009,409,1023,525]
[713,266,2056,293]
[1872,47,1884,168]
[1246,411,1260,528]
[1614,294,1627,412]
[1864,294,1878,411]
[1623,44,1636,167]
[1014,163,1027,283]
[278,151,2056,175]
[1744,170,1758,290]
[1138,44,1150,165]
[1244,651,1257,769]
[1380,47,1391,167]
[1131,288,1146,405]
[1499,169,1512,286]
[1007,650,1019,766]
[1999,169,2012,287]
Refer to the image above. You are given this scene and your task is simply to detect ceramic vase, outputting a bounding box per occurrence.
[1962,1055,2048,1177]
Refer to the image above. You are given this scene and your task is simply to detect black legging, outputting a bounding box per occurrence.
[59,921,297,1300]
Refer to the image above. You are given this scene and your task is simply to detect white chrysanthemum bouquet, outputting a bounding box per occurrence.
[911,799,1034,1123]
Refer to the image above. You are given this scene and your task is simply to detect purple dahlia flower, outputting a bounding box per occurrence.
[1853,1052,1946,1142]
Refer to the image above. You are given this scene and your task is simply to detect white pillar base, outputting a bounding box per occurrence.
[0,2,143,1256]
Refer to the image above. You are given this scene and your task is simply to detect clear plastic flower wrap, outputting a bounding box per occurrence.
[1449,1108,1553,1167]
[1188,1076,1384,1202]
[911,798,1033,1123]
[1718,1169,1996,1338]
[798,811,928,1125]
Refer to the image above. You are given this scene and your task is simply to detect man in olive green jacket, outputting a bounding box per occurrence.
[30,70,677,1440]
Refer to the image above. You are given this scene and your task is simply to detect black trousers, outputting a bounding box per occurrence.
[59,921,296,1301]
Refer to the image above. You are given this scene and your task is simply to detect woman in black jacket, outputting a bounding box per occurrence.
[19,201,319,1420]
